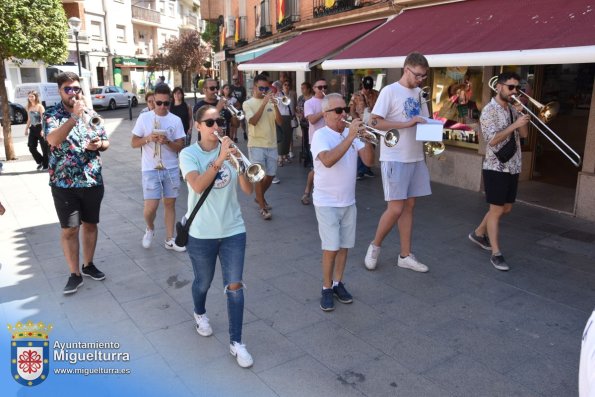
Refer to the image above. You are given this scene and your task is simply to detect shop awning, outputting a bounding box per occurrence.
[238,19,385,72]
[234,42,285,64]
[322,0,595,69]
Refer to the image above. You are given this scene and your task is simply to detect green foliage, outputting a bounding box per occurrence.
[201,21,219,51]
[0,0,68,64]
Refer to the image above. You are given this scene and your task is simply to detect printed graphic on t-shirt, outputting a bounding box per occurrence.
[208,161,232,189]
[403,97,421,119]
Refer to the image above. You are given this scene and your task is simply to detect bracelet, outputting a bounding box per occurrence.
[71,114,80,122]
[210,163,220,171]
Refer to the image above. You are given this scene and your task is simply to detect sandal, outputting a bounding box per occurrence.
[260,208,272,220]
[254,199,272,210]
[301,193,310,205]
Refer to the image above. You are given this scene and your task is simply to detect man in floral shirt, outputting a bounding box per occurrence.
[45,72,110,294]
[468,72,529,271]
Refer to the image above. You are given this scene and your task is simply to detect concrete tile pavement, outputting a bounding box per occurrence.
[1,108,594,396]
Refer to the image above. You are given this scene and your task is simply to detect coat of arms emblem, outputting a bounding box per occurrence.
[8,321,52,386]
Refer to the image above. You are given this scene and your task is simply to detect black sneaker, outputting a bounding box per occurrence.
[363,171,375,178]
[81,262,106,280]
[490,255,510,271]
[468,231,491,250]
[356,173,364,180]
[320,288,335,312]
[63,273,84,294]
[333,282,353,304]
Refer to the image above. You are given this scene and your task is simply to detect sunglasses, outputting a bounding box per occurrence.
[258,86,270,92]
[63,86,82,95]
[505,84,522,91]
[407,67,428,80]
[207,86,219,91]
[315,85,328,90]
[326,106,350,115]
[201,118,225,127]
[155,100,170,107]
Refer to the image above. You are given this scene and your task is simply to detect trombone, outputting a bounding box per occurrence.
[152,118,166,170]
[216,95,245,121]
[419,86,431,105]
[488,76,581,167]
[341,118,399,147]
[213,132,265,183]
[424,142,445,157]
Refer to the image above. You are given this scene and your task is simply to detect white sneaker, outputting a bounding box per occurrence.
[230,341,254,368]
[142,228,154,249]
[364,243,381,270]
[397,253,429,273]
[271,177,280,184]
[164,238,186,252]
[193,313,213,337]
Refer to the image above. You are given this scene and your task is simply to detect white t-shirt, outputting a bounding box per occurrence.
[310,126,365,207]
[580,309,595,397]
[304,97,325,142]
[132,111,186,171]
[179,143,245,239]
[372,82,428,163]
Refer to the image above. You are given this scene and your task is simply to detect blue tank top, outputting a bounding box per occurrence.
[29,110,41,126]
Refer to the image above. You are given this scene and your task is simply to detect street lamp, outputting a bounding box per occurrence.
[68,17,82,77]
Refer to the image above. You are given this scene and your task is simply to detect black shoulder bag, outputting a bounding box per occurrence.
[494,107,518,163]
[174,176,216,247]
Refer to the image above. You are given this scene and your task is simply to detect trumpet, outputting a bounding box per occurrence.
[152,118,166,170]
[342,118,399,147]
[213,132,265,183]
[216,95,245,121]
[488,76,581,167]
[82,109,104,130]
[419,86,431,105]
[272,95,291,106]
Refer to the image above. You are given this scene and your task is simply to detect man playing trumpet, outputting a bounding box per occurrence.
[131,83,186,251]
[311,93,374,311]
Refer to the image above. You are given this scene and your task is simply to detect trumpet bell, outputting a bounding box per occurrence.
[424,142,445,157]
[384,129,400,147]
[246,164,265,183]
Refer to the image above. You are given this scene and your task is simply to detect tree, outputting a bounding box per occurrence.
[0,0,68,160]
[148,30,211,91]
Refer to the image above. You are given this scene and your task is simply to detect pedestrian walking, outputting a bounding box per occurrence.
[25,91,48,170]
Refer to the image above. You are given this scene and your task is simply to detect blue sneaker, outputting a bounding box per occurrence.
[332,282,353,304]
[320,288,335,311]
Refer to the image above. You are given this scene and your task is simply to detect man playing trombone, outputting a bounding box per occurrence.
[131,83,186,252]
[468,72,529,271]
[364,52,433,273]
[311,93,374,311]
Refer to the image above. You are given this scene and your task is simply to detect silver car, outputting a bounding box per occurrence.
[91,86,138,110]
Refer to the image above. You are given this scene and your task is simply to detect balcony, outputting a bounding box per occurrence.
[186,14,198,27]
[313,0,363,18]
[277,0,300,31]
[235,16,248,47]
[132,5,161,25]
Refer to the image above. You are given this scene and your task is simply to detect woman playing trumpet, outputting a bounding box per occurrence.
[179,105,255,368]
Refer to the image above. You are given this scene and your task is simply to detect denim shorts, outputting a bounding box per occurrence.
[314,204,357,251]
[248,147,277,176]
[142,168,180,200]
[381,160,431,201]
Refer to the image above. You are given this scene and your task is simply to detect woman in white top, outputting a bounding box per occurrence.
[25,90,48,170]
[179,105,254,368]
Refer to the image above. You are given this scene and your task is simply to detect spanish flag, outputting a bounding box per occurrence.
[325,0,336,7]
[219,26,225,49]
[235,18,239,42]
[278,0,285,24]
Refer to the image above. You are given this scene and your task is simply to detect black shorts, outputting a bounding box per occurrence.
[483,170,519,205]
[51,185,104,228]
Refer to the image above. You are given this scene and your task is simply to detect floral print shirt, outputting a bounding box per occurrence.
[349,89,379,123]
[480,97,522,174]
[45,102,107,188]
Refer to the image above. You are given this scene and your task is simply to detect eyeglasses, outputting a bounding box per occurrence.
[257,86,270,92]
[201,118,225,127]
[407,67,428,81]
[325,106,350,115]
[315,85,328,90]
[207,86,219,91]
[63,86,82,95]
[155,100,170,107]
[505,84,522,91]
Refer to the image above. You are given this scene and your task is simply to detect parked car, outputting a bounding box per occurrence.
[91,86,138,110]
[0,99,28,125]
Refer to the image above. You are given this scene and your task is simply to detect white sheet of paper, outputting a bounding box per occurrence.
[416,117,444,142]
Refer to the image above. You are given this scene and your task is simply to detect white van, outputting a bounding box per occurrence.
[14,83,61,108]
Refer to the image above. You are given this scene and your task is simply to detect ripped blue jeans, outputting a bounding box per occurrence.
[187,232,246,344]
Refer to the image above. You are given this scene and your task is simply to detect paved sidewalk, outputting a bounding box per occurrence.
[1,112,594,396]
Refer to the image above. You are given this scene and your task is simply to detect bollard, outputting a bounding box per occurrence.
[128,97,132,120]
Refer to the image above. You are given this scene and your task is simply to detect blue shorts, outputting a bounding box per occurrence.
[248,147,277,176]
[142,168,180,200]
[314,204,357,251]
[381,160,431,201]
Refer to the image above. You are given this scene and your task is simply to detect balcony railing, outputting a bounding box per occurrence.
[185,14,198,27]
[277,0,300,31]
[313,0,362,18]
[132,5,161,24]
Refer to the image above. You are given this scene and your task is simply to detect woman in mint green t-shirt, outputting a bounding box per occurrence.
[179,105,255,368]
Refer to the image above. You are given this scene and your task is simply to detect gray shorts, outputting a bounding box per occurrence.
[314,205,357,251]
[381,160,431,201]
[248,147,277,176]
